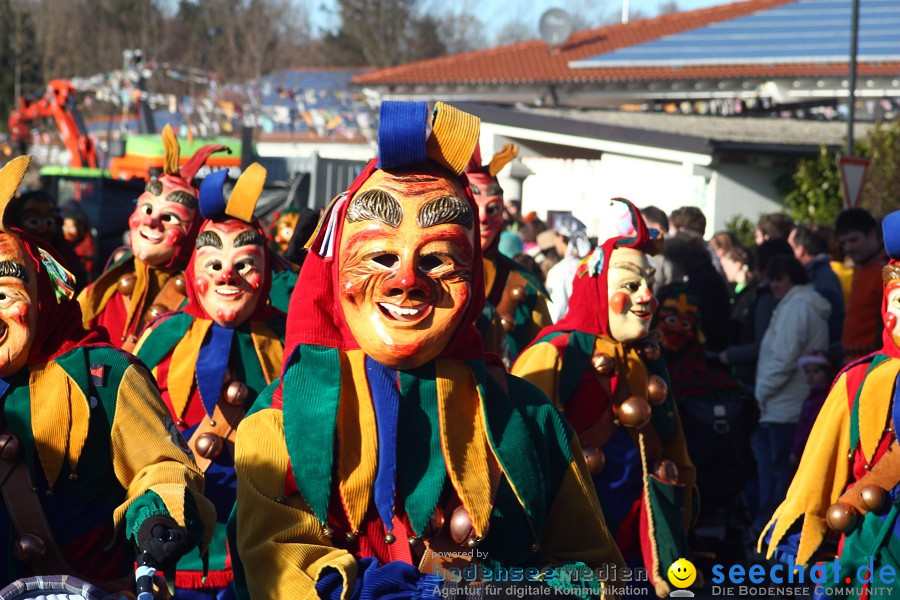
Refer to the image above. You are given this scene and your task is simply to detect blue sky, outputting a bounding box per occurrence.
[312,0,734,41]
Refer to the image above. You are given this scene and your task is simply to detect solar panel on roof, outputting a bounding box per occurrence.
[570,0,900,67]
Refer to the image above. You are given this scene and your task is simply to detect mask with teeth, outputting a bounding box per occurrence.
[0,233,39,377]
[191,219,267,328]
[607,247,657,343]
[128,176,198,268]
[337,167,475,369]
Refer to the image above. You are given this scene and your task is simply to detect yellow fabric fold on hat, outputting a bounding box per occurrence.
[426,102,480,176]
[227,163,266,222]
[167,318,213,419]
[30,360,90,488]
[337,350,377,533]
[488,143,518,177]
[250,321,284,384]
[435,359,492,537]
[761,370,853,564]
[162,124,180,176]
[0,155,31,231]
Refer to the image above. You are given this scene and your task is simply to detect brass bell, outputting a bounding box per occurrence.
[509,286,525,300]
[592,354,615,375]
[173,274,187,295]
[449,505,487,546]
[194,433,223,459]
[0,434,19,461]
[225,381,249,406]
[422,508,445,539]
[582,446,606,474]
[118,273,137,296]
[647,375,668,405]
[642,342,661,361]
[14,534,46,565]
[654,459,679,483]
[858,484,888,513]
[384,532,396,545]
[145,303,168,322]
[615,396,652,429]
[826,502,858,533]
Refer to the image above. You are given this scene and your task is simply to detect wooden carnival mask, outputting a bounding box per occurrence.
[656,289,699,352]
[466,144,517,252]
[194,219,266,328]
[607,246,656,344]
[338,167,475,370]
[273,212,299,252]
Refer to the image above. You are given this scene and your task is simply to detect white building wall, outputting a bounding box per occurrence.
[517,154,710,238]
[708,163,787,234]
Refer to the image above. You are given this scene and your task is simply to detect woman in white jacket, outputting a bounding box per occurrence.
[752,254,831,534]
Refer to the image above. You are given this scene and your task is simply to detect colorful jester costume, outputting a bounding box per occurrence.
[513,199,695,597]
[78,125,227,352]
[134,164,285,598]
[761,210,900,599]
[467,143,551,360]
[228,102,623,600]
[0,156,215,590]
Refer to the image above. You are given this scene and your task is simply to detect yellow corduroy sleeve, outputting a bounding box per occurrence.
[760,371,852,564]
[110,364,216,550]
[541,434,626,581]
[234,408,357,600]
[511,342,562,406]
[527,296,553,346]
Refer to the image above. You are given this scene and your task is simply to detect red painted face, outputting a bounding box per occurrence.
[193,220,266,328]
[0,234,38,377]
[129,177,197,266]
[338,168,475,369]
[467,172,504,250]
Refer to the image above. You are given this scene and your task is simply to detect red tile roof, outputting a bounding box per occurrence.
[353,0,900,86]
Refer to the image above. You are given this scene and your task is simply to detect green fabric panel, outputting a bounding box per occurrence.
[2,369,37,479]
[246,379,278,418]
[850,354,888,454]
[54,347,90,404]
[646,354,677,439]
[226,503,250,600]
[559,331,595,407]
[134,312,195,370]
[124,488,172,544]
[178,511,229,572]
[281,345,341,525]
[269,268,298,314]
[476,304,496,338]
[479,479,536,570]
[646,476,689,580]
[233,326,270,407]
[509,289,540,356]
[397,364,446,536]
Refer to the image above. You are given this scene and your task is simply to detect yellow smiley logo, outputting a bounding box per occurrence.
[667,558,696,589]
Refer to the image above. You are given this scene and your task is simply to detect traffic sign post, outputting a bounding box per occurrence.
[839,156,870,209]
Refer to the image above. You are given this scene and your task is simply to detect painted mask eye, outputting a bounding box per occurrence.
[371,253,400,269]
[484,203,501,217]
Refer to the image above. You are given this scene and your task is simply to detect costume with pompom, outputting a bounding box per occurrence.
[761,210,900,600]
[226,102,623,600]
[78,125,228,352]
[512,200,695,597]
[133,164,285,597]
[467,145,551,361]
[0,157,215,590]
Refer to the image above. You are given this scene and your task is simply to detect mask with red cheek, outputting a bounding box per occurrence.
[193,220,266,328]
[129,176,198,267]
[0,234,39,377]
[885,285,900,344]
[467,172,504,251]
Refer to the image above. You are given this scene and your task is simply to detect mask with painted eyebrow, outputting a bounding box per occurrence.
[0,233,38,377]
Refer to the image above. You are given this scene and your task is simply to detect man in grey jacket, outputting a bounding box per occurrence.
[752,254,830,534]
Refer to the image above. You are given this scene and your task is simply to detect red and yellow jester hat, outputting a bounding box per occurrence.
[136,124,230,270]
[538,198,663,340]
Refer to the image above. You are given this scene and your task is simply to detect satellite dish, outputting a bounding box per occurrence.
[539,8,574,47]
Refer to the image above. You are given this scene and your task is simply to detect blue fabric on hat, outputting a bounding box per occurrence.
[366,356,401,531]
[196,324,235,417]
[199,169,229,220]
[884,210,900,260]
[377,102,428,170]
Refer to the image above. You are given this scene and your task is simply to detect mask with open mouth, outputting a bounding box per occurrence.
[338,167,475,370]
[193,219,266,327]
[0,233,39,376]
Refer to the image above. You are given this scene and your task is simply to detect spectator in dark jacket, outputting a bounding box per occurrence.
[665,230,732,352]
[789,225,845,354]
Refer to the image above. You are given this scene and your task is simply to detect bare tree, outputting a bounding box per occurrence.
[658,1,680,15]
